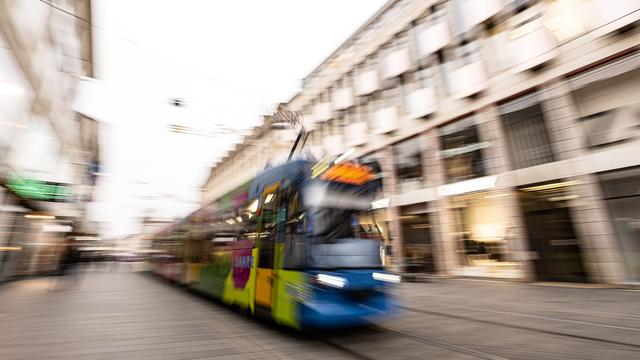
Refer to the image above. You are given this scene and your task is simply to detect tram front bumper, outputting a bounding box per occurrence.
[299,290,399,328]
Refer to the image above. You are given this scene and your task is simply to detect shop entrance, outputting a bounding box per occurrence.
[519,181,588,282]
[600,167,640,282]
[400,207,435,273]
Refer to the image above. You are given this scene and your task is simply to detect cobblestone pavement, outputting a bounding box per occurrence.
[1,269,639,360]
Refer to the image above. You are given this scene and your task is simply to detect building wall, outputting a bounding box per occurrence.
[0,0,98,277]
[284,0,640,283]
[201,122,296,205]
[0,0,96,198]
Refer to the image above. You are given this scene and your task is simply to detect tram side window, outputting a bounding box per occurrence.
[283,190,306,269]
[201,238,212,263]
[237,209,258,245]
[259,192,279,269]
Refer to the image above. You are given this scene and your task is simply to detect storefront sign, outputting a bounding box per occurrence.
[5,173,72,202]
[437,175,497,196]
[440,141,490,158]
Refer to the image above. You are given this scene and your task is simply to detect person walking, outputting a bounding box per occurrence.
[51,238,82,290]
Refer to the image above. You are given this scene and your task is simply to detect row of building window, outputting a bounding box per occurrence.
[302,0,631,146]
[392,94,555,188]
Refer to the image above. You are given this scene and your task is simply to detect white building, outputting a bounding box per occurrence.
[201,113,297,206]
[0,0,99,278]
[284,0,640,284]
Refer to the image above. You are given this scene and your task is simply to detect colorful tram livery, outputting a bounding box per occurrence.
[151,159,400,329]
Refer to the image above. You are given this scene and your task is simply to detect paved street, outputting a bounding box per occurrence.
[1,269,639,360]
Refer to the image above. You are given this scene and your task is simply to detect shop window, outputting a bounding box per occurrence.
[450,193,520,278]
[393,136,424,193]
[439,116,487,183]
[400,210,435,273]
[600,168,640,282]
[500,96,555,169]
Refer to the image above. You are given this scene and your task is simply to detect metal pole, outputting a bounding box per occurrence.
[287,128,305,161]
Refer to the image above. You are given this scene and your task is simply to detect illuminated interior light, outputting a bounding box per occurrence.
[246,199,259,213]
[235,216,243,223]
[484,193,510,199]
[42,224,73,232]
[316,274,347,288]
[75,236,101,241]
[371,198,390,209]
[24,214,55,220]
[548,195,579,202]
[225,219,236,225]
[334,148,355,164]
[437,176,497,196]
[264,194,275,204]
[373,272,401,283]
[0,246,22,252]
[520,180,582,192]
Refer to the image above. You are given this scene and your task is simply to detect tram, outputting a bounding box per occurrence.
[150,157,400,329]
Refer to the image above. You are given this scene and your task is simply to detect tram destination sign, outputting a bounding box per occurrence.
[5,173,73,202]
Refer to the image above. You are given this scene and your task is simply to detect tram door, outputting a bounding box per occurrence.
[256,185,278,308]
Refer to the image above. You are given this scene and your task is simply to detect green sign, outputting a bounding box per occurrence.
[5,173,73,202]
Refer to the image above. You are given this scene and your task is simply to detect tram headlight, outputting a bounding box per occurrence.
[372,272,401,284]
[315,274,348,288]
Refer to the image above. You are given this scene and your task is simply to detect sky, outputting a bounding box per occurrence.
[86,0,387,238]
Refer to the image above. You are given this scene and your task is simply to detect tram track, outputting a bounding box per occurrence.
[397,305,640,350]
[319,324,509,360]
[320,304,640,360]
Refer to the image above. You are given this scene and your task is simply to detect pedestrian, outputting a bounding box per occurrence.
[51,238,82,290]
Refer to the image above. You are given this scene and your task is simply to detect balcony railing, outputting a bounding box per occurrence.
[355,70,380,96]
[332,87,354,110]
[373,106,399,134]
[418,20,451,57]
[448,61,488,99]
[383,48,411,79]
[313,102,333,122]
[405,87,437,119]
[323,134,344,156]
[509,24,558,72]
[345,122,368,147]
[588,0,640,32]
[462,0,504,29]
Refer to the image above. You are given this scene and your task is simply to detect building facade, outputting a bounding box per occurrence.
[0,0,99,278]
[201,114,297,206]
[285,0,640,284]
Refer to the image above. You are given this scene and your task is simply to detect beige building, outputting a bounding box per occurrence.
[284,0,640,284]
[201,113,297,206]
[0,0,99,277]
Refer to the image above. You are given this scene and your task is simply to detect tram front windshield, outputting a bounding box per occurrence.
[309,207,381,243]
[303,182,383,269]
